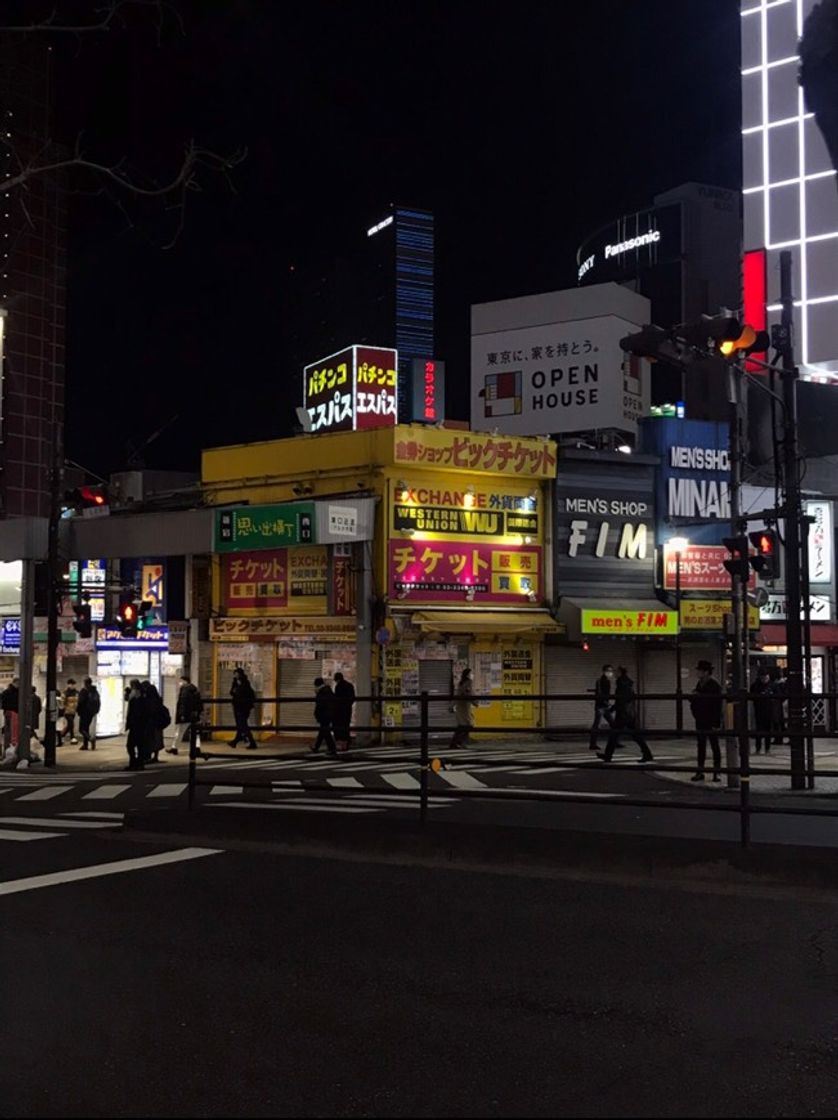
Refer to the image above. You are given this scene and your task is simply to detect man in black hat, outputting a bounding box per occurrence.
[689,660,723,782]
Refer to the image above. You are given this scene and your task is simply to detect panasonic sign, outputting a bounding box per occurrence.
[604,229,661,259]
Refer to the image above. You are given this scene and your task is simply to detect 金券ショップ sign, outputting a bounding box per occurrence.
[394,429,557,478]
[215,503,315,553]
[580,608,677,635]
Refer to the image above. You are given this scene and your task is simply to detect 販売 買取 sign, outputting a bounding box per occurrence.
[215,503,315,553]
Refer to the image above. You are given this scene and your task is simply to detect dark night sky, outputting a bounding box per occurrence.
[48,0,742,475]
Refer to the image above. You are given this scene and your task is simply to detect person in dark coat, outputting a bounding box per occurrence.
[77,676,101,751]
[690,660,723,781]
[332,672,356,752]
[30,686,42,742]
[752,668,775,755]
[311,676,336,756]
[598,667,654,763]
[230,667,257,749]
[771,668,788,744]
[125,679,145,770]
[1,677,19,753]
[589,664,615,750]
[167,675,203,755]
[141,681,165,763]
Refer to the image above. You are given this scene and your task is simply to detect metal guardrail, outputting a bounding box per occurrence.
[184,690,836,847]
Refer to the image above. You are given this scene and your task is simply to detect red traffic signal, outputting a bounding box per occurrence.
[749,529,779,580]
[117,598,138,636]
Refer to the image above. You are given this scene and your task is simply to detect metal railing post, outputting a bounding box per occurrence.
[188,721,198,811]
[419,690,429,824]
[738,689,751,849]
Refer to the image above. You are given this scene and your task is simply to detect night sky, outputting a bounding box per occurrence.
[49,0,741,476]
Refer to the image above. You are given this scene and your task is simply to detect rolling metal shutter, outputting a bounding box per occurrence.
[418,659,454,733]
[639,643,720,731]
[278,658,321,737]
[545,642,638,734]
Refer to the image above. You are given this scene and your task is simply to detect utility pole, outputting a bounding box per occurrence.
[777,249,806,790]
[727,364,745,791]
[43,438,63,768]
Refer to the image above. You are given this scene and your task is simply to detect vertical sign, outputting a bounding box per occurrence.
[410,358,446,423]
[806,500,833,584]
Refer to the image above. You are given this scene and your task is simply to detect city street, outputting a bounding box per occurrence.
[5,819,838,1117]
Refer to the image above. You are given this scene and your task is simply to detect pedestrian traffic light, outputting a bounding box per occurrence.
[719,324,772,360]
[749,529,779,580]
[722,536,751,581]
[117,598,138,637]
[136,600,155,631]
[674,314,742,351]
[72,602,92,639]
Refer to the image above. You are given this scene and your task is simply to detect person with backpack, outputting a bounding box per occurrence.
[78,676,101,751]
[230,667,257,749]
[167,674,203,756]
[59,679,80,745]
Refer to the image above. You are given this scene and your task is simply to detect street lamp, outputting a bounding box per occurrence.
[669,536,690,732]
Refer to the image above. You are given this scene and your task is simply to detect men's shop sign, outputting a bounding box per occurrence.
[680,600,760,631]
[562,496,652,560]
[580,608,677,635]
[663,544,752,591]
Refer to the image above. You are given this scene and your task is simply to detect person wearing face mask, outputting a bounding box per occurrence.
[589,664,616,751]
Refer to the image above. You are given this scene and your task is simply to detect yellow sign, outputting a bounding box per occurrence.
[393,427,557,478]
[142,564,164,607]
[680,600,760,630]
[391,474,541,544]
[581,608,678,635]
[210,616,355,640]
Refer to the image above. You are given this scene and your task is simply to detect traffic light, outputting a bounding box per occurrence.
[136,600,155,631]
[72,602,92,639]
[117,598,138,637]
[719,324,772,360]
[674,314,742,351]
[749,529,779,580]
[722,536,751,581]
[62,485,108,515]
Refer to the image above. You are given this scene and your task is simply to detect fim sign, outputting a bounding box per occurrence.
[581,607,677,635]
[303,345,398,435]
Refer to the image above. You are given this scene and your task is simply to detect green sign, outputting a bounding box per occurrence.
[214,502,316,553]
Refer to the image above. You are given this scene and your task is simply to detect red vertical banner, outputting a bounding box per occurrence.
[332,550,355,616]
[743,248,767,372]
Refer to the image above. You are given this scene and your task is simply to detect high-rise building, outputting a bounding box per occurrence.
[0,40,66,518]
[284,205,434,420]
[741,0,838,378]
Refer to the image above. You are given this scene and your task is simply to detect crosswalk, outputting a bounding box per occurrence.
[0,810,124,843]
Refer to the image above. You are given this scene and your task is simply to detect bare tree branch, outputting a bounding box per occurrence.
[0,0,184,39]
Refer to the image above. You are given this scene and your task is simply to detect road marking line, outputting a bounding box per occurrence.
[211,801,376,814]
[60,811,125,820]
[0,815,122,830]
[82,784,131,800]
[146,783,188,798]
[435,771,488,789]
[16,786,74,801]
[0,828,67,841]
[505,788,624,800]
[327,777,364,788]
[209,785,244,795]
[382,772,421,789]
[271,780,303,788]
[0,847,222,897]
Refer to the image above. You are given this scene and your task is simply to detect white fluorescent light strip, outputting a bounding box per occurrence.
[767,230,838,249]
[766,295,838,311]
[797,0,809,365]
[743,113,814,135]
[761,0,771,248]
[742,0,792,15]
[741,54,797,75]
[743,170,836,194]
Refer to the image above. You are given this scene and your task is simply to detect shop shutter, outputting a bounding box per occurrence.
[216,645,274,734]
[418,659,453,732]
[278,657,322,737]
[639,642,720,731]
[545,642,638,734]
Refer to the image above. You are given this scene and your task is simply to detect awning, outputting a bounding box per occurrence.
[761,623,838,647]
[410,610,563,637]
[558,598,678,642]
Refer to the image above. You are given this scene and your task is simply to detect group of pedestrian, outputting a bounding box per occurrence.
[124,678,172,771]
[311,671,356,755]
[588,659,729,780]
[1,677,82,751]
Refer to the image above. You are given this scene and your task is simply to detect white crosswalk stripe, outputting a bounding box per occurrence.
[16,786,75,801]
[383,772,420,790]
[82,784,132,800]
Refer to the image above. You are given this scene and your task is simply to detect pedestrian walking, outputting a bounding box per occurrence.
[771,668,788,744]
[140,681,168,763]
[752,668,775,755]
[449,667,477,749]
[689,660,723,781]
[167,674,203,755]
[598,667,654,763]
[230,667,257,749]
[30,686,42,742]
[1,676,19,754]
[589,663,615,750]
[58,679,79,745]
[311,676,337,755]
[125,679,145,770]
[332,671,356,752]
[77,676,101,751]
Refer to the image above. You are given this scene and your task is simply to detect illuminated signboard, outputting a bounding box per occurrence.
[410,358,446,424]
[303,345,398,435]
[680,600,759,631]
[580,608,677,635]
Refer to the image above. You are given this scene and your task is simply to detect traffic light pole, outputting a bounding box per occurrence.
[43,442,63,769]
[728,368,745,791]
[778,249,806,790]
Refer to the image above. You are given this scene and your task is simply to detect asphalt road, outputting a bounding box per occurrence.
[4,827,838,1118]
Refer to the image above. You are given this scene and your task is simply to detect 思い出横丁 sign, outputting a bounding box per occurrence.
[215,503,315,553]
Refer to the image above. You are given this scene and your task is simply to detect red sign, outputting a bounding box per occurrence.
[224,550,288,609]
[663,544,752,591]
[303,345,398,434]
[355,346,398,430]
[389,539,541,603]
[332,552,354,616]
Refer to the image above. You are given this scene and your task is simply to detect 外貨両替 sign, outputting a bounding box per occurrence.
[392,481,539,539]
[580,608,677,635]
[215,503,315,553]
